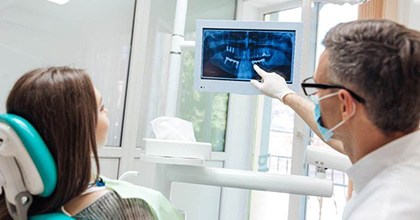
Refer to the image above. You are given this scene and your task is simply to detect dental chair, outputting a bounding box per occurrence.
[0,113,73,220]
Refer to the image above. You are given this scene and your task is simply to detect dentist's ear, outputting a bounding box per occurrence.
[338,89,357,120]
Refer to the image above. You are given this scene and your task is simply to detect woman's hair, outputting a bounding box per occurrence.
[0,66,101,217]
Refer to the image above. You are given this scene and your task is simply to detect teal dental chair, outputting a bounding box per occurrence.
[0,114,73,220]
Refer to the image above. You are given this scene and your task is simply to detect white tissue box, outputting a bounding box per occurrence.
[143,138,212,160]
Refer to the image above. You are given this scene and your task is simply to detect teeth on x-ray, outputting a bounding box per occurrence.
[261,52,271,57]
[226,46,235,53]
[251,58,266,65]
[224,56,239,69]
[203,29,294,80]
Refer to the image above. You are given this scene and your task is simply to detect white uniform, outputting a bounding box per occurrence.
[343,130,420,219]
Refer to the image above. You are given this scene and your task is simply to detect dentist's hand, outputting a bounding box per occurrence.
[250,65,295,103]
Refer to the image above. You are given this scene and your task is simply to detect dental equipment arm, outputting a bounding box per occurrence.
[305,144,352,172]
[128,139,333,198]
[158,144,351,195]
[122,139,353,201]
[120,160,333,199]
[164,165,332,197]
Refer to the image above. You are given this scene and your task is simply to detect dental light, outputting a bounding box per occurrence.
[314,0,370,5]
[46,0,69,5]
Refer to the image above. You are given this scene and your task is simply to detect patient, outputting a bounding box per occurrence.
[0,67,181,219]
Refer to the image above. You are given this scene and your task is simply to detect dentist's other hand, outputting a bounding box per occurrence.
[250,65,295,103]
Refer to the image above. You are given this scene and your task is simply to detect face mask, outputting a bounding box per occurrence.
[312,92,351,142]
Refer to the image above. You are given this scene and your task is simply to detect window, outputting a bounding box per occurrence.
[178,1,237,152]
[250,3,358,220]
[250,7,302,220]
[306,3,358,220]
[135,0,236,153]
[178,46,229,152]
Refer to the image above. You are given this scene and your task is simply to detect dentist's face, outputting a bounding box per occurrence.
[313,50,341,130]
[94,87,109,147]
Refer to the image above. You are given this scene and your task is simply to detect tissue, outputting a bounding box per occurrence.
[144,117,212,162]
[151,117,196,142]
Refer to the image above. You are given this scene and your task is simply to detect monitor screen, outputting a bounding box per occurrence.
[194,20,302,95]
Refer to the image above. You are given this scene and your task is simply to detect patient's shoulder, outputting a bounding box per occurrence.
[69,189,154,220]
[63,187,110,216]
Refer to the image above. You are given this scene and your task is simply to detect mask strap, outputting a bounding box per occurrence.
[328,119,347,133]
[318,92,340,102]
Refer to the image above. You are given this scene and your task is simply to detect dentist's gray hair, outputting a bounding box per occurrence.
[322,19,420,134]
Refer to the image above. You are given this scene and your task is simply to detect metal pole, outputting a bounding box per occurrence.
[165,0,188,116]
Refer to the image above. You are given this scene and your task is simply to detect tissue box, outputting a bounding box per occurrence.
[143,138,212,160]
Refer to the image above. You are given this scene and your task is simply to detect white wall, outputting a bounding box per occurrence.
[401,0,420,30]
[0,0,134,148]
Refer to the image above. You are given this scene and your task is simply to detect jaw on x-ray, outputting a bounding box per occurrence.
[202,28,295,82]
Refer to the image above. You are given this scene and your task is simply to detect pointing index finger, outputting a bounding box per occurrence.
[253,64,268,78]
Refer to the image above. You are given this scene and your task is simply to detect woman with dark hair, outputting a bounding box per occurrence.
[0,67,182,219]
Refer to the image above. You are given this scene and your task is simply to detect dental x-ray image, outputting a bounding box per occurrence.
[202,28,295,82]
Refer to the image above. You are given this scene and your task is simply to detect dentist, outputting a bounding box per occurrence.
[251,19,420,219]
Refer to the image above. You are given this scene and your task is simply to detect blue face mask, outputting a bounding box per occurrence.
[312,92,349,142]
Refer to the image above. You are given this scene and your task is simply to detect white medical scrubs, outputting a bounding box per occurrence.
[343,130,420,220]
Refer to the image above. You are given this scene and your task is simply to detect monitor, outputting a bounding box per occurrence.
[194,20,303,95]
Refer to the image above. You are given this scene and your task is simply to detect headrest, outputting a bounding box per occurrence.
[0,113,57,197]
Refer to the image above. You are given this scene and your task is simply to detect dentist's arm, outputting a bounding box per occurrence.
[250,65,344,154]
